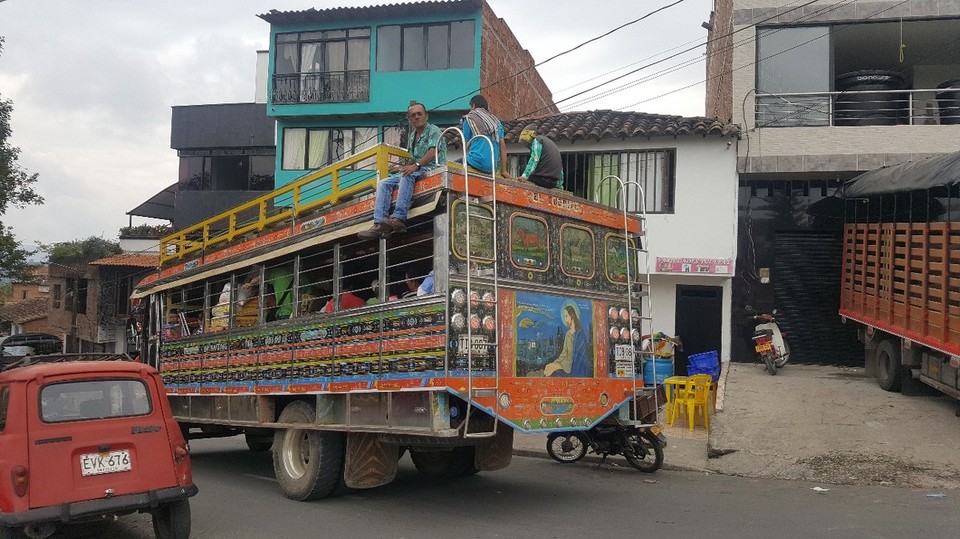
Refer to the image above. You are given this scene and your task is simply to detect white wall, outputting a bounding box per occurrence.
[520,135,739,365]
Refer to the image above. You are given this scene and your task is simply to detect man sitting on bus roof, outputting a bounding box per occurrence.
[359,100,446,240]
[461,94,507,176]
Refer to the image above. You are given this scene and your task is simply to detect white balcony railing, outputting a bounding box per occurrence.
[755,88,960,128]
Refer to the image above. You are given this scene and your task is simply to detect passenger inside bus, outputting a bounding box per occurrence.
[265,263,294,321]
[322,279,365,312]
[236,267,275,327]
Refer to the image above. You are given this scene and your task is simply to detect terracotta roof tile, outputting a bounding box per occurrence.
[89,254,159,268]
[0,297,49,324]
[503,110,737,143]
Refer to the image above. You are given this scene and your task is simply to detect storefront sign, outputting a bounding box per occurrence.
[656,257,733,275]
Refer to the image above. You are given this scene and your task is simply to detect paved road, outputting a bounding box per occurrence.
[39,436,958,539]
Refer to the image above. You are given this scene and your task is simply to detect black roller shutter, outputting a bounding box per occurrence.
[773,231,861,366]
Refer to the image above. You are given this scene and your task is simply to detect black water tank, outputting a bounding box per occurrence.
[936,79,960,125]
[834,70,907,126]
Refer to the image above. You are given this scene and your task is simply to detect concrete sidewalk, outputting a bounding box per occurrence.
[512,362,960,489]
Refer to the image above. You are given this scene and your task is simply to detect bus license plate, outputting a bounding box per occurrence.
[755,342,773,354]
[80,450,132,476]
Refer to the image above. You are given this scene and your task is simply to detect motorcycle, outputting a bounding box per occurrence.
[546,422,664,472]
[748,307,790,375]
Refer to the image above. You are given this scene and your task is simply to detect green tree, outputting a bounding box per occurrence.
[0,36,44,282]
[42,236,121,265]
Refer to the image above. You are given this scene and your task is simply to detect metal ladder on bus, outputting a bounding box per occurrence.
[441,126,500,439]
[597,176,659,425]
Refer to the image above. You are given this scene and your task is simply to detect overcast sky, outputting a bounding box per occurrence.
[0,0,711,251]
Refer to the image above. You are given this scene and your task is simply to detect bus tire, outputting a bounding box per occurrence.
[272,401,344,501]
[876,339,902,392]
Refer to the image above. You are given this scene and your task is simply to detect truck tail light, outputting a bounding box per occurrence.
[11,465,28,497]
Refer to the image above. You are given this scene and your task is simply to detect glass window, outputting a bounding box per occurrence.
[756,26,831,127]
[274,29,371,105]
[41,379,153,423]
[449,20,475,69]
[377,21,475,72]
[510,215,549,271]
[283,128,307,170]
[284,127,382,171]
[179,156,210,191]
[53,283,62,308]
[250,156,275,191]
[377,25,401,71]
[426,24,450,70]
[402,26,426,71]
[587,150,674,213]
[560,225,595,278]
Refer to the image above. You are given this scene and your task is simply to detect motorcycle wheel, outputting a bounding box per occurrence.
[762,353,777,375]
[622,430,664,473]
[774,340,790,369]
[546,432,588,463]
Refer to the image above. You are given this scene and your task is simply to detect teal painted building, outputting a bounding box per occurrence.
[257,0,557,189]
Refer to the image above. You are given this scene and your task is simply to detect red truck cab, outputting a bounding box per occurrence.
[0,358,197,538]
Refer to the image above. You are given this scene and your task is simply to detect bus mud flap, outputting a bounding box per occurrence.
[343,432,399,489]
[475,427,514,471]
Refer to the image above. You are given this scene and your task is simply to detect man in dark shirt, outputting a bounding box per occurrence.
[512,124,563,189]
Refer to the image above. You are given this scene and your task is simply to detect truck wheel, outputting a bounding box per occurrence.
[273,401,344,501]
[152,499,191,539]
[876,340,902,392]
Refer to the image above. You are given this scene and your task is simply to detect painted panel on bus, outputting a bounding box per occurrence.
[514,292,594,378]
[159,303,446,393]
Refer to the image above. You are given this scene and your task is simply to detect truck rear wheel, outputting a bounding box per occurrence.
[273,401,344,500]
[876,339,902,392]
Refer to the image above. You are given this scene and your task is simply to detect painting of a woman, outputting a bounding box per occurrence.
[544,303,592,377]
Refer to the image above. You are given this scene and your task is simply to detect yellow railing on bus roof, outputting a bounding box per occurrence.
[159,144,411,265]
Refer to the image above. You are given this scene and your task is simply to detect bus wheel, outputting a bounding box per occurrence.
[410,447,477,478]
[876,340,902,392]
[272,401,344,500]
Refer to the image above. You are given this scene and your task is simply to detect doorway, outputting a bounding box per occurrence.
[674,285,723,376]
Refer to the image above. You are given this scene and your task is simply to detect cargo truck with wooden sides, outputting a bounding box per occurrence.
[839,151,960,413]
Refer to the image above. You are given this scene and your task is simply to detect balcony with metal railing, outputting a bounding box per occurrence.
[272,70,371,104]
[755,87,960,128]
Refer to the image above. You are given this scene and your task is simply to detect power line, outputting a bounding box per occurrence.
[615,0,912,115]
[516,0,824,119]
[429,0,690,113]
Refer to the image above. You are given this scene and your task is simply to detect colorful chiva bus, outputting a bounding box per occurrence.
[132,142,651,500]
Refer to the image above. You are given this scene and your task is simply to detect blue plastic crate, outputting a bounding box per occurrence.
[687,363,721,381]
[688,350,719,370]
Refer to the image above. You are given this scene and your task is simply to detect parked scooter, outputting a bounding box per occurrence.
[546,422,664,472]
[748,307,790,375]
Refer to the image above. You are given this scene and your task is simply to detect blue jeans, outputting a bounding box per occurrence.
[374,169,427,222]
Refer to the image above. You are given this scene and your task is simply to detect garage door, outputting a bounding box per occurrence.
[774,231,862,366]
